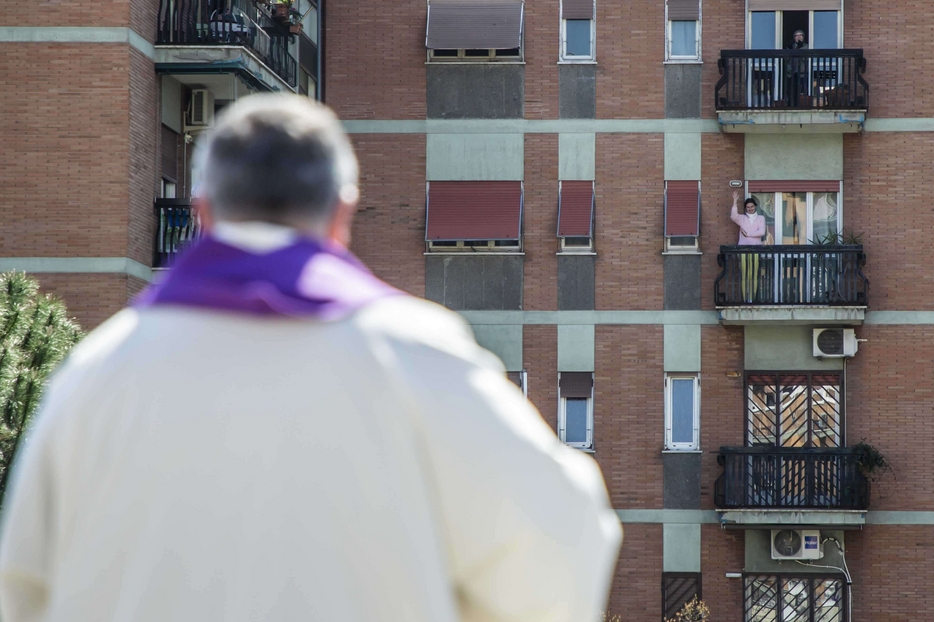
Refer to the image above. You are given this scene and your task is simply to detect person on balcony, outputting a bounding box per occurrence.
[0,95,622,622]
[785,30,809,106]
[730,191,766,302]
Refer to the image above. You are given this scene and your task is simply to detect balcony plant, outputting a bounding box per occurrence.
[666,596,710,622]
[272,0,291,20]
[852,440,893,483]
[810,228,864,246]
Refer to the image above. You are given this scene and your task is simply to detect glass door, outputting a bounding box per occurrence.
[748,12,778,107]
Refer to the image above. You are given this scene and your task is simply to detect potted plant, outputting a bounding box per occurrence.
[272,0,291,20]
[853,440,893,483]
[289,22,303,34]
[666,596,710,622]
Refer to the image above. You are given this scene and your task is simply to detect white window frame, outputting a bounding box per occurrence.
[745,9,844,50]
[560,15,596,61]
[746,184,843,245]
[559,236,594,253]
[427,47,524,63]
[665,0,701,62]
[426,239,522,253]
[558,373,594,450]
[665,374,700,451]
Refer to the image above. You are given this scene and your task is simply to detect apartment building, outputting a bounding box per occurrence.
[2,0,933,620]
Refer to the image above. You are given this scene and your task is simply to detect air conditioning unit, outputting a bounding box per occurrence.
[188,89,215,127]
[813,328,858,358]
[771,529,822,560]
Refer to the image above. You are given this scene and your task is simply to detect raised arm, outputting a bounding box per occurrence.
[729,190,743,226]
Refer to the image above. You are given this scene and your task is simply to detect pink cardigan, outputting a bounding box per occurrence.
[730,204,766,245]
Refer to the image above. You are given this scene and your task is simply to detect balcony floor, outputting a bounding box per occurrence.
[719,110,866,133]
[719,509,866,529]
[717,305,866,325]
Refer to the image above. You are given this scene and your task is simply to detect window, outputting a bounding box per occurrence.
[160,178,177,199]
[557,181,595,252]
[664,181,700,252]
[746,7,842,51]
[744,575,847,622]
[506,371,528,397]
[426,1,524,62]
[666,0,700,61]
[663,573,702,622]
[746,372,842,448]
[560,0,594,60]
[747,182,842,245]
[558,372,593,450]
[665,375,699,450]
[426,181,524,252]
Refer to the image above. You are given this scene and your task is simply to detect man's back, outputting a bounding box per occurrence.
[0,297,621,622]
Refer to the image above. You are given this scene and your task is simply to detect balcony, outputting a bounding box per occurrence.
[154,199,202,269]
[714,245,868,325]
[156,0,298,92]
[715,446,869,528]
[715,49,868,133]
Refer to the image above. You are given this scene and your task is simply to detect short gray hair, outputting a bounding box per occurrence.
[196,94,358,225]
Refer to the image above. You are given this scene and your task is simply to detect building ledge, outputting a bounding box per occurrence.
[719,509,866,529]
[717,306,865,325]
[154,45,295,93]
[718,110,866,134]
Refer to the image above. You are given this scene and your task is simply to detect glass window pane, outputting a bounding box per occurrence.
[781,192,807,245]
[565,398,589,443]
[670,21,696,57]
[753,192,775,245]
[812,192,839,243]
[781,578,811,622]
[814,11,839,49]
[750,12,776,50]
[565,20,592,56]
[671,379,695,444]
[814,579,844,622]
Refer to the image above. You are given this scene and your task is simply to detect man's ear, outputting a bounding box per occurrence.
[194,197,215,231]
[327,198,357,248]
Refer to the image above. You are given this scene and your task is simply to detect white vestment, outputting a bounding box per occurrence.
[0,289,621,621]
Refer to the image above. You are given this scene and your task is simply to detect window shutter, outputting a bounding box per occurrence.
[426,1,524,49]
[506,371,523,387]
[562,0,593,20]
[747,180,840,193]
[559,372,593,398]
[557,181,595,238]
[667,0,699,21]
[664,181,700,237]
[426,181,523,241]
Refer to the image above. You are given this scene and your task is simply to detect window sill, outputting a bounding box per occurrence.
[424,252,525,256]
[662,250,702,256]
[662,449,703,454]
[426,60,526,65]
[572,446,596,454]
[556,251,597,256]
[663,59,703,65]
[557,60,597,65]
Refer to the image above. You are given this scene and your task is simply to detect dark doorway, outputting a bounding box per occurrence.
[782,11,809,49]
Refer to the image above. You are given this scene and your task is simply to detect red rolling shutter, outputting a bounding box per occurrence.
[562,0,593,20]
[667,0,699,21]
[747,181,841,193]
[426,1,524,50]
[426,181,523,241]
[557,181,594,238]
[559,372,593,398]
[664,181,700,237]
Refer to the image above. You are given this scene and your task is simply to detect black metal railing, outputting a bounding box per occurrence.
[714,245,868,307]
[744,575,848,622]
[715,446,869,510]
[715,49,868,111]
[154,199,202,268]
[157,0,298,88]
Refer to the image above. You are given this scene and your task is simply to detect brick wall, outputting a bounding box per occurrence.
[700,526,745,621]
[523,324,558,430]
[700,0,745,120]
[523,0,559,119]
[325,0,426,120]
[129,47,158,267]
[595,133,665,310]
[523,134,559,309]
[349,134,426,296]
[605,524,663,619]
[33,273,135,329]
[0,0,130,28]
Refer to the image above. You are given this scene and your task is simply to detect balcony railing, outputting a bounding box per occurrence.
[715,245,868,307]
[157,0,298,88]
[715,49,868,111]
[715,446,869,510]
[154,199,202,268]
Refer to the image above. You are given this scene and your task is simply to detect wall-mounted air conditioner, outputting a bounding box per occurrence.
[188,89,215,127]
[771,529,822,560]
[813,328,858,358]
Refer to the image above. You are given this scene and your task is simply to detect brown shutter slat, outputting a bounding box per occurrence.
[557,181,594,238]
[748,180,840,193]
[667,0,699,21]
[748,0,840,10]
[426,1,524,50]
[161,125,179,181]
[664,181,700,237]
[562,0,593,20]
[426,181,523,241]
[560,372,593,398]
